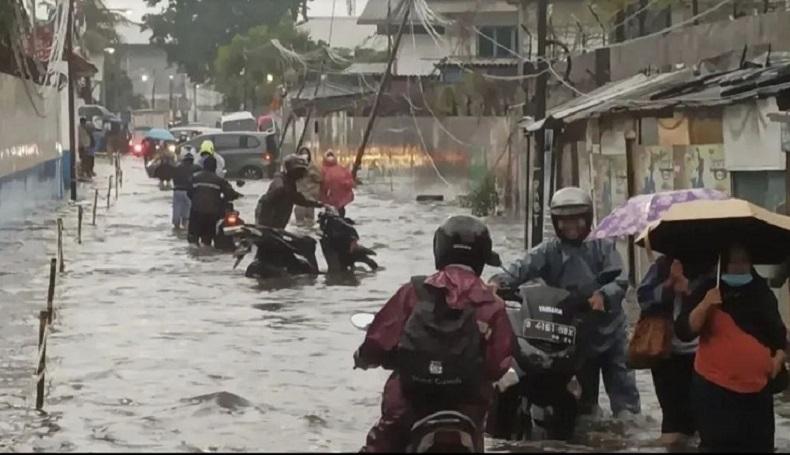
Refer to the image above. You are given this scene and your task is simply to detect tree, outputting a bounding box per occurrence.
[213,19,319,111]
[143,0,307,83]
[78,0,124,55]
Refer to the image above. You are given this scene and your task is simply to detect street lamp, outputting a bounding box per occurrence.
[141,74,149,82]
[140,71,156,109]
[168,75,175,121]
[102,47,116,106]
[266,73,274,83]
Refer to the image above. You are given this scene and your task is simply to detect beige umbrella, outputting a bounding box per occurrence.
[636,198,790,265]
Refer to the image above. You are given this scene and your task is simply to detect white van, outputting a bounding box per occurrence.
[220,111,257,132]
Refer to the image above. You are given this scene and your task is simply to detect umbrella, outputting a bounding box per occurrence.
[589,188,729,240]
[144,128,175,141]
[636,198,790,264]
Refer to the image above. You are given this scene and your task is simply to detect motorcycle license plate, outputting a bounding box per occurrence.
[223,225,244,235]
[522,319,576,345]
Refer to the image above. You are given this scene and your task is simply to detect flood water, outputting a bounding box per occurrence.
[2,156,790,452]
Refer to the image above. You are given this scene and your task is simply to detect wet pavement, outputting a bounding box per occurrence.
[2,156,790,452]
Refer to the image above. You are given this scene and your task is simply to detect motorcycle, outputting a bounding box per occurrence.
[225,224,320,279]
[213,181,247,252]
[488,270,619,442]
[349,313,480,453]
[318,209,378,273]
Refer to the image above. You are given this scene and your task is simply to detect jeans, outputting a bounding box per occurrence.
[172,190,191,227]
[578,332,641,416]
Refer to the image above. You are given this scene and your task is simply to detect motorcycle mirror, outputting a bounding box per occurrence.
[488,252,503,268]
[236,180,246,188]
[350,313,375,331]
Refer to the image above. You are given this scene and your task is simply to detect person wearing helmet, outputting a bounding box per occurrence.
[293,147,323,226]
[490,186,641,421]
[187,156,242,246]
[171,150,203,230]
[353,215,514,452]
[254,154,325,229]
[196,139,226,178]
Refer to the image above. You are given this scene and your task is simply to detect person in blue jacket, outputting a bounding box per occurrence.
[490,186,641,419]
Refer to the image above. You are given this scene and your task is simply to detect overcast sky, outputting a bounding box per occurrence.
[105,0,370,22]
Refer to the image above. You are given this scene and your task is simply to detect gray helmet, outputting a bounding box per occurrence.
[550,187,593,217]
[550,186,593,243]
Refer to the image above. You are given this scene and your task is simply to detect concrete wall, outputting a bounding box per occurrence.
[0,73,67,221]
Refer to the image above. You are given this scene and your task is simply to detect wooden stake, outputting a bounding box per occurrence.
[47,258,56,324]
[107,176,113,210]
[77,205,83,244]
[57,218,64,273]
[35,310,47,411]
[92,189,98,225]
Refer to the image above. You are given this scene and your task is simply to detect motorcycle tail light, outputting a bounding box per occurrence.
[225,213,240,226]
[263,153,271,161]
[134,144,142,153]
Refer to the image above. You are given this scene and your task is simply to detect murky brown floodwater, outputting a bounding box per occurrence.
[2,156,790,452]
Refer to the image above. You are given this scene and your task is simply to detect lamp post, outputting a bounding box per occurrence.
[193,83,199,122]
[168,74,174,121]
[102,47,115,107]
[141,71,156,109]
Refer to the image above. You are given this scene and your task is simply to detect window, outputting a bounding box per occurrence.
[478,26,517,58]
[241,135,260,149]
[732,171,786,213]
[213,134,241,151]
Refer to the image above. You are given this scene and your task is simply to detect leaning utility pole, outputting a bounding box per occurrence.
[67,0,77,201]
[530,0,548,247]
[351,0,412,179]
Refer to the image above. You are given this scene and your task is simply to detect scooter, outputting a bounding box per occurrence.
[488,271,620,442]
[349,313,480,453]
[213,181,247,252]
[225,224,320,279]
[318,208,378,273]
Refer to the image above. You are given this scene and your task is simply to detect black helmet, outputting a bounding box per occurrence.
[433,215,500,276]
[283,154,309,177]
[550,186,593,243]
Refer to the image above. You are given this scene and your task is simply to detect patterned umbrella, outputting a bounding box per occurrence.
[589,188,729,240]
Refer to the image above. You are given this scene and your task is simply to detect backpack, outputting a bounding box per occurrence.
[397,276,485,400]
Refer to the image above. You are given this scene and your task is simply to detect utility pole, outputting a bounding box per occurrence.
[67,0,77,201]
[530,0,548,247]
[351,0,412,179]
[193,83,198,122]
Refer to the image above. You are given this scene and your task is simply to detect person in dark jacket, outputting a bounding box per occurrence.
[187,156,242,246]
[637,255,715,446]
[490,187,640,420]
[254,154,324,229]
[354,215,514,452]
[675,243,788,452]
[171,151,203,230]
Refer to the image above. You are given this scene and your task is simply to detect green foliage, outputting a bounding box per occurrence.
[144,0,306,83]
[80,0,124,55]
[213,19,318,110]
[468,173,499,217]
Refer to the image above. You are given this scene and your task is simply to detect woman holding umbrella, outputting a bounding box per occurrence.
[675,243,787,452]
[640,199,790,452]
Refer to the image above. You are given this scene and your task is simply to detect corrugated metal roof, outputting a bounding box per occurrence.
[358,0,412,26]
[524,61,790,132]
[343,62,388,75]
[436,57,519,67]
[293,80,374,101]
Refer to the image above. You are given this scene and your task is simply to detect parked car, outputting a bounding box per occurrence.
[183,131,279,179]
[220,111,257,132]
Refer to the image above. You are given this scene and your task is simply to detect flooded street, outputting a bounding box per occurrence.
[3,156,790,452]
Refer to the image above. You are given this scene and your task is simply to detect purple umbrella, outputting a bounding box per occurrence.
[589,188,729,240]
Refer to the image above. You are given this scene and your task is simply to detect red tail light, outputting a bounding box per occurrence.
[225,213,239,226]
[263,153,272,161]
[133,144,142,153]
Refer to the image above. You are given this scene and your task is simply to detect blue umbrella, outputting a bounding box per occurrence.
[144,128,175,141]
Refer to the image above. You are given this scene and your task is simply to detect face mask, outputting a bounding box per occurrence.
[721,273,753,287]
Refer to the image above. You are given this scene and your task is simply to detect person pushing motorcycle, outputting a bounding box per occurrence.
[490,186,641,421]
[255,154,326,229]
